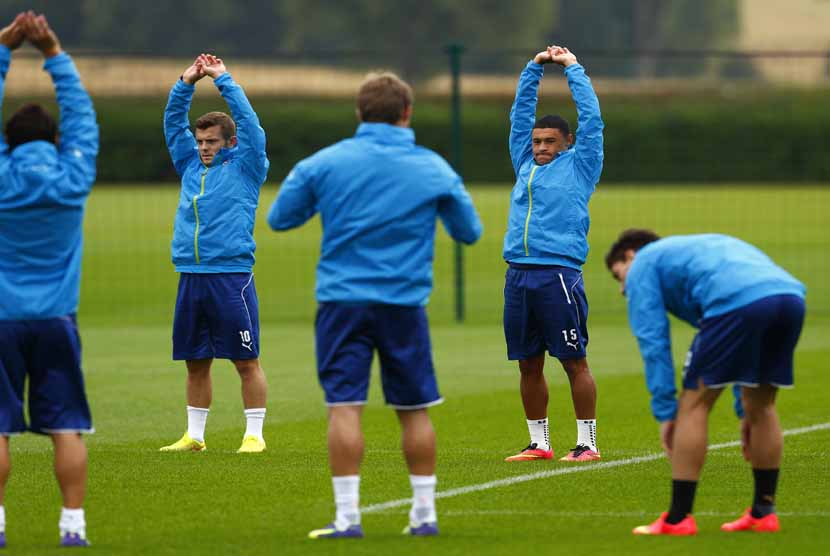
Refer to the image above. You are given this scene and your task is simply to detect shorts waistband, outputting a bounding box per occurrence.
[508,263,576,272]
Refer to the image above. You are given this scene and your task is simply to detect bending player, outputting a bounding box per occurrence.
[269,72,482,538]
[502,46,604,462]
[0,12,99,547]
[605,230,805,535]
[160,53,270,453]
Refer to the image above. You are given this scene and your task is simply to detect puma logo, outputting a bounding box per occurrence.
[242,342,253,351]
[566,341,578,350]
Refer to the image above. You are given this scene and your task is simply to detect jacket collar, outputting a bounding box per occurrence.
[203,145,236,168]
[355,122,415,145]
[10,140,58,161]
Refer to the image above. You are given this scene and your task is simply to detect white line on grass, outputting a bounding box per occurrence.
[361,421,830,514]
[372,509,830,518]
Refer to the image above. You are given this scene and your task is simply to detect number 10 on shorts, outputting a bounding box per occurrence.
[239,330,252,343]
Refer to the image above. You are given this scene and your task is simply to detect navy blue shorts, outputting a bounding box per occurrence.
[172,273,260,361]
[315,303,442,408]
[0,315,93,435]
[503,264,589,360]
[683,294,805,390]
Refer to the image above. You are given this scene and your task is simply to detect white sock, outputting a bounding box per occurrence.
[0,505,5,533]
[332,475,360,529]
[409,474,437,525]
[244,408,266,440]
[527,418,550,451]
[186,406,209,442]
[59,507,85,537]
[577,419,597,451]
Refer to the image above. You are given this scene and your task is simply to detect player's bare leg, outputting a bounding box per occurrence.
[559,357,600,461]
[233,358,267,409]
[186,358,213,408]
[519,354,548,419]
[506,354,553,461]
[52,433,88,545]
[721,385,782,532]
[312,405,364,537]
[0,435,9,505]
[233,358,268,452]
[397,409,438,535]
[671,386,722,480]
[160,358,213,451]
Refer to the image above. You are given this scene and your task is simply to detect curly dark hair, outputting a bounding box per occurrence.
[604,229,661,270]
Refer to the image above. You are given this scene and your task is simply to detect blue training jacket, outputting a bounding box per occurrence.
[503,61,604,269]
[0,47,99,320]
[625,234,806,422]
[165,73,269,273]
[268,122,483,306]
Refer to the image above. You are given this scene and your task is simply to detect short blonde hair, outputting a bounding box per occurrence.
[357,72,414,124]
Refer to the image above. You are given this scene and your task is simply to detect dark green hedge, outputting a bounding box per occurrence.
[7,91,830,183]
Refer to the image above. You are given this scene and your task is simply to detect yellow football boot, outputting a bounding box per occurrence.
[159,432,206,452]
[237,435,266,453]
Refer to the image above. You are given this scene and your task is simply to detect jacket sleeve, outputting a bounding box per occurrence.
[438,174,483,245]
[214,73,269,185]
[47,52,99,195]
[565,63,604,188]
[267,161,317,231]
[508,61,543,174]
[627,264,678,422]
[0,46,10,157]
[163,79,198,176]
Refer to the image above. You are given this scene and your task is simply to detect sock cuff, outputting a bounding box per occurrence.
[333,475,360,486]
[526,418,548,425]
[244,408,267,417]
[410,474,437,487]
[186,406,209,414]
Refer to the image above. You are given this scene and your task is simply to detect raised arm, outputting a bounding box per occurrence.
[438,171,483,245]
[164,57,203,175]
[268,160,318,231]
[555,48,604,186]
[508,58,544,174]
[201,54,268,184]
[0,13,26,156]
[626,266,677,423]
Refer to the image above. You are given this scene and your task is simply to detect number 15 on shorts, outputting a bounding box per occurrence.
[562,329,579,350]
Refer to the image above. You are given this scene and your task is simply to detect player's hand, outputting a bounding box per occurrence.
[660,419,676,458]
[22,11,62,58]
[199,53,227,79]
[0,13,26,50]
[533,45,555,65]
[740,418,751,462]
[551,46,578,68]
[181,57,206,85]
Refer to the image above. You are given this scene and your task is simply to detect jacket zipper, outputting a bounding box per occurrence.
[193,166,208,264]
[523,165,538,256]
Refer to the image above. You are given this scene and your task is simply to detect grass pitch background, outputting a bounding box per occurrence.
[5,184,829,555]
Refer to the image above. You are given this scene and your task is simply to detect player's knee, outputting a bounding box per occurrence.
[233,358,260,375]
[560,357,589,377]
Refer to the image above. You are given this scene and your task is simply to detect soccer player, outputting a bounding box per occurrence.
[605,230,806,535]
[268,72,482,539]
[502,46,604,462]
[0,11,98,547]
[160,53,270,454]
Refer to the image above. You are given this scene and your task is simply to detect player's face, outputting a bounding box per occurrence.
[195,125,232,166]
[610,258,633,296]
[532,128,571,165]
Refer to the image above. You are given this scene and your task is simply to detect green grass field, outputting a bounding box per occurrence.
[5,184,829,555]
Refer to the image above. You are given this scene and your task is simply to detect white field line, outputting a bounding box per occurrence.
[374,509,830,518]
[361,422,830,514]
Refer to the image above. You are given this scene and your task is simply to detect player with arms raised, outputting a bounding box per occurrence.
[160,54,270,454]
[0,11,98,547]
[503,46,604,462]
